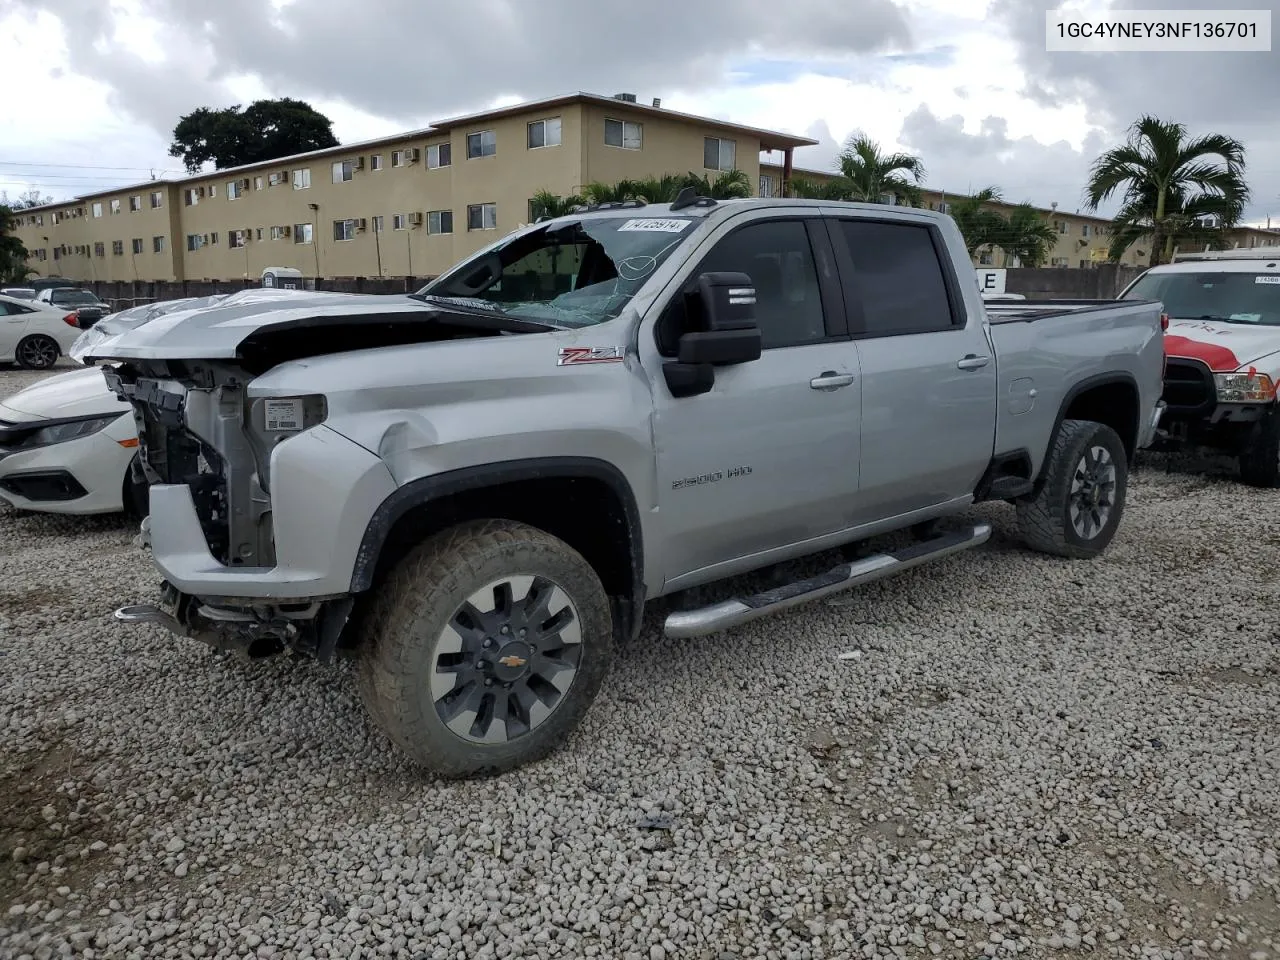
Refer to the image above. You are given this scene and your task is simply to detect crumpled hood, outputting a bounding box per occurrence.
[82,290,418,361]
[0,365,126,420]
[1164,318,1280,373]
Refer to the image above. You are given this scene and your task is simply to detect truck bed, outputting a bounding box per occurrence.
[983,298,1160,324]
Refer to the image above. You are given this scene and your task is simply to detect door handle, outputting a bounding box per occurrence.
[810,371,855,391]
[956,355,990,370]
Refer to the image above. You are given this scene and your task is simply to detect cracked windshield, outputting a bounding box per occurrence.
[422,216,698,328]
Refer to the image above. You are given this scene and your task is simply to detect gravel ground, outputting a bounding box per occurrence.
[1,363,1278,960]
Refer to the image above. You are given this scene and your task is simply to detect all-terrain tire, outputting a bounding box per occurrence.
[356,519,614,778]
[1238,411,1280,488]
[1016,419,1128,559]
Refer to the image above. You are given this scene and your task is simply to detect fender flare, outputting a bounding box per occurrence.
[348,456,646,633]
[1037,371,1141,485]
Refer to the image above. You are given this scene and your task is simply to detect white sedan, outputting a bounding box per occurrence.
[0,294,85,369]
[0,289,314,516]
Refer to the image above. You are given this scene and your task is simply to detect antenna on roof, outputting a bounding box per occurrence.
[670,186,717,212]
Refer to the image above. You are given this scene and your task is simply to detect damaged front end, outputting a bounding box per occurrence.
[103,358,351,661]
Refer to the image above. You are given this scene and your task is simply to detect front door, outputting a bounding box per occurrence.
[641,213,863,590]
[825,214,998,520]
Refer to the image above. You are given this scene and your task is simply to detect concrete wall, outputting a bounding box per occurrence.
[1004,264,1146,299]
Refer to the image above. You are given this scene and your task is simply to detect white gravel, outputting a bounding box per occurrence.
[1,363,1278,960]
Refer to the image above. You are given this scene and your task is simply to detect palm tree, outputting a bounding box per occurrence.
[528,190,585,221]
[947,187,1006,256]
[1001,203,1059,267]
[836,134,926,206]
[678,169,752,200]
[629,174,685,203]
[580,180,644,204]
[786,176,854,201]
[1084,115,1249,267]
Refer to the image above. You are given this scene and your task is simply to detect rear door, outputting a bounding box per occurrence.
[825,214,998,520]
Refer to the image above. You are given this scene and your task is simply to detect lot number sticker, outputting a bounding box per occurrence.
[264,399,304,431]
[1255,275,1280,284]
[618,219,690,233]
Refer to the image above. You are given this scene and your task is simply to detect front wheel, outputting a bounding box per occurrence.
[357,519,614,778]
[15,334,59,370]
[1016,419,1128,559]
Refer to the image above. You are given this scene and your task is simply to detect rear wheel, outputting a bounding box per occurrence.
[1016,419,1128,559]
[15,335,59,370]
[357,519,614,778]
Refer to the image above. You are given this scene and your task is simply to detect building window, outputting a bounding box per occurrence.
[94,242,105,257]
[1051,257,1069,267]
[978,250,994,265]
[228,180,243,199]
[371,215,384,233]
[428,210,453,234]
[527,117,562,149]
[153,236,165,253]
[759,175,775,198]
[1081,224,1091,237]
[703,137,736,171]
[111,240,123,255]
[255,227,263,241]
[184,189,199,206]
[91,202,103,218]
[333,219,356,242]
[391,150,405,167]
[293,168,312,190]
[1054,220,1067,234]
[427,143,451,169]
[129,195,142,212]
[392,213,406,231]
[369,153,383,172]
[269,226,284,240]
[131,238,143,255]
[254,176,264,190]
[229,230,247,248]
[150,191,163,209]
[210,232,219,244]
[332,160,354,183]
[209,184,218,198]
[466,130,496,159]
[186,234,203,251]
[604,118,643,150]
[467,203,497,231]
[293,223,313,244]
[110,198,121,214]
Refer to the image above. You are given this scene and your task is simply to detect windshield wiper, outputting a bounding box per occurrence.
[407,293,559,332]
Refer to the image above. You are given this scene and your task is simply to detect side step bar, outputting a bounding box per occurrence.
[663,522,992,639]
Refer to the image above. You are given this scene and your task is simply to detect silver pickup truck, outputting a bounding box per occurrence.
[87,194,1166,777]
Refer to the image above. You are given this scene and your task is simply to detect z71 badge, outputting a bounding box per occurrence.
[557,346,626,366]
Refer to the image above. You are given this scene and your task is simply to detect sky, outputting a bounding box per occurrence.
[2,0,1278,226]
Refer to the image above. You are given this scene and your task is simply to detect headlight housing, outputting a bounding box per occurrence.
[19,415,122,449]
[1214,372,1276,403]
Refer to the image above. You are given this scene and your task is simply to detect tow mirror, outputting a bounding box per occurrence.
[663,271,762,398]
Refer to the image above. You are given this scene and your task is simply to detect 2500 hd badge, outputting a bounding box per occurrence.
[672,465,753,489]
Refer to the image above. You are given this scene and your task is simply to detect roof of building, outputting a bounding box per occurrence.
[14,92,818,214]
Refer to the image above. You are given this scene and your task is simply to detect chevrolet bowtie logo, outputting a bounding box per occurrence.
[498,654,528,669]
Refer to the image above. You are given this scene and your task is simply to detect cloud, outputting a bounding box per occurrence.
[987,0,1280,220]
[4,0,914,135]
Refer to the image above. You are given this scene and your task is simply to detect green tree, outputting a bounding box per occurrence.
[2,188,54,210]
[678,169,752,199]
[529,190,585,220]
[949,187,1063,267]
[580,179,645,204]
[168,97,340,173]
[0,204,32,283]
[786,176,854,200]
[836,134,925,205]
[1084,115,1249,267]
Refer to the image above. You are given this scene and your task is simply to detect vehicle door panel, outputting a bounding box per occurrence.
[825,215,998,521]
[0,301,31,358]
[639,213,862,588]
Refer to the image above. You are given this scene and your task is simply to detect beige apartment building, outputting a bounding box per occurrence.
[13,92,814,284]
[759,162,1280,268]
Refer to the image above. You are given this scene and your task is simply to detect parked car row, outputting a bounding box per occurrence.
[4,195,1276,780]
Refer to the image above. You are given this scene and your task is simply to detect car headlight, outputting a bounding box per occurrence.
[20,415,122,449]
[1214,372,1276,403]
